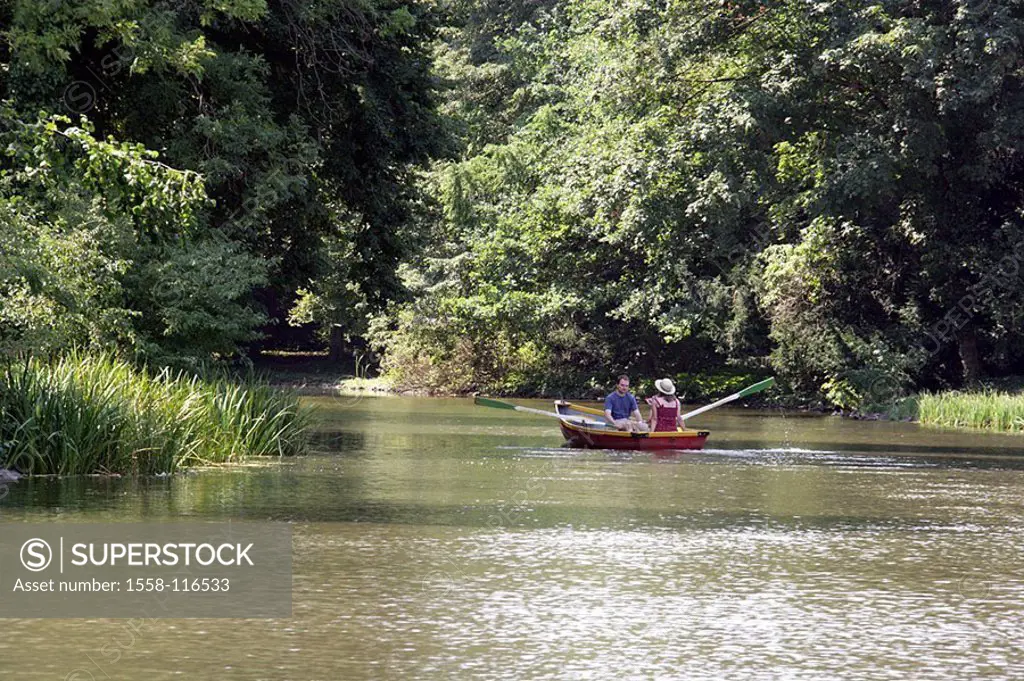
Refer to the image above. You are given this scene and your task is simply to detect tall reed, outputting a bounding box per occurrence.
[917,390,1024,432]
[0,352,315,475]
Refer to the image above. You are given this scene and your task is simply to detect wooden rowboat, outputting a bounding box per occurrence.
[474,379,770,451]
[554,401,710,451]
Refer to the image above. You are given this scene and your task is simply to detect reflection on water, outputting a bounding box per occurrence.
[2,396,1024,679]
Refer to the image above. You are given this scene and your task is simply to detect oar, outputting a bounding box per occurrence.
[680,377,776,421]
[474,397,608,427]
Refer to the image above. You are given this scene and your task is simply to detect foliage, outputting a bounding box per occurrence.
[1,0,446,358]
[648,370,771,406]
[0,352,314,475]
[380,0,783,395]
[0,197,135,355]
[375,0,1024,405]
[754,0,1024,394]
[0,108,265,359]
[7,0,1024,409]
[130,235,270,361]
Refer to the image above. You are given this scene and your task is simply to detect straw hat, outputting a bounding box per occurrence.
[654,378,676,395]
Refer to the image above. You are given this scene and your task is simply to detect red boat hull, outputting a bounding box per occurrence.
[558,420,710,451]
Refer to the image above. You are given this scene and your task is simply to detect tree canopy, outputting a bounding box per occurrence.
[4,0,1024,406]
[1,0,443,361]
[371,0,1024,404]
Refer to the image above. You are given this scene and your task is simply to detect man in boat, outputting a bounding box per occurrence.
[604,374,649,432]
[647,378,685,432]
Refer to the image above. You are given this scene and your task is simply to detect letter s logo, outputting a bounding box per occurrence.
[20,538,52,572]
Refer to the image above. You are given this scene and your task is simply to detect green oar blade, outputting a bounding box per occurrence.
[474,396,518,411]
[474,396,607,426]
[738,377,775,398]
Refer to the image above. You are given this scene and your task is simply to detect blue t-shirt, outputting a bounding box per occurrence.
[604,391,639,420]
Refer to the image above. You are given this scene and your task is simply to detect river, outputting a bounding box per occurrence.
[2,395,1024,679]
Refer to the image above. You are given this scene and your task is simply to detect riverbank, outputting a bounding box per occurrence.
[838,388,1024,434]
[0,353,314,476]
[254,353,1024,434]
[253,351,393,396]
[258,353,783,404]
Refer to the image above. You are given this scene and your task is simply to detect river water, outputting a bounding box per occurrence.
[2,396,1024,679]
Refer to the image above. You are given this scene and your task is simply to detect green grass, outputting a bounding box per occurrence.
[0,352,315,475]
[917,390,1024,432]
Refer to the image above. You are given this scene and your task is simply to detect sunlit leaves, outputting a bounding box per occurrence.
[0,106,266,360]
[381,0,1024,400]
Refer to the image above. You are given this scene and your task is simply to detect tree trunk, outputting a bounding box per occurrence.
[328,325,346,362]
[957,326,983,385]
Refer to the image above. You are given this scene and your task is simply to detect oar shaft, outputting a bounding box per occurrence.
[680,377,775,421]
[680,394,739,421]
[474,397,606,427]
[511,404,568,418]
[514,405,606,427]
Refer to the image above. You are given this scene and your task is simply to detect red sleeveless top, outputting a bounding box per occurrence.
[648,396,680,432]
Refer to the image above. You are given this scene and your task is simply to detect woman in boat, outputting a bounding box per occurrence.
[647,378,685,432]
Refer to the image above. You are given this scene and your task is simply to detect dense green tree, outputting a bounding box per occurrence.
[376,0,1024,403]
[0,108,234,358]
[376,0,757,394]
[6,0,1024,404]
[753,0,1024,401]
[1,0,444,360]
